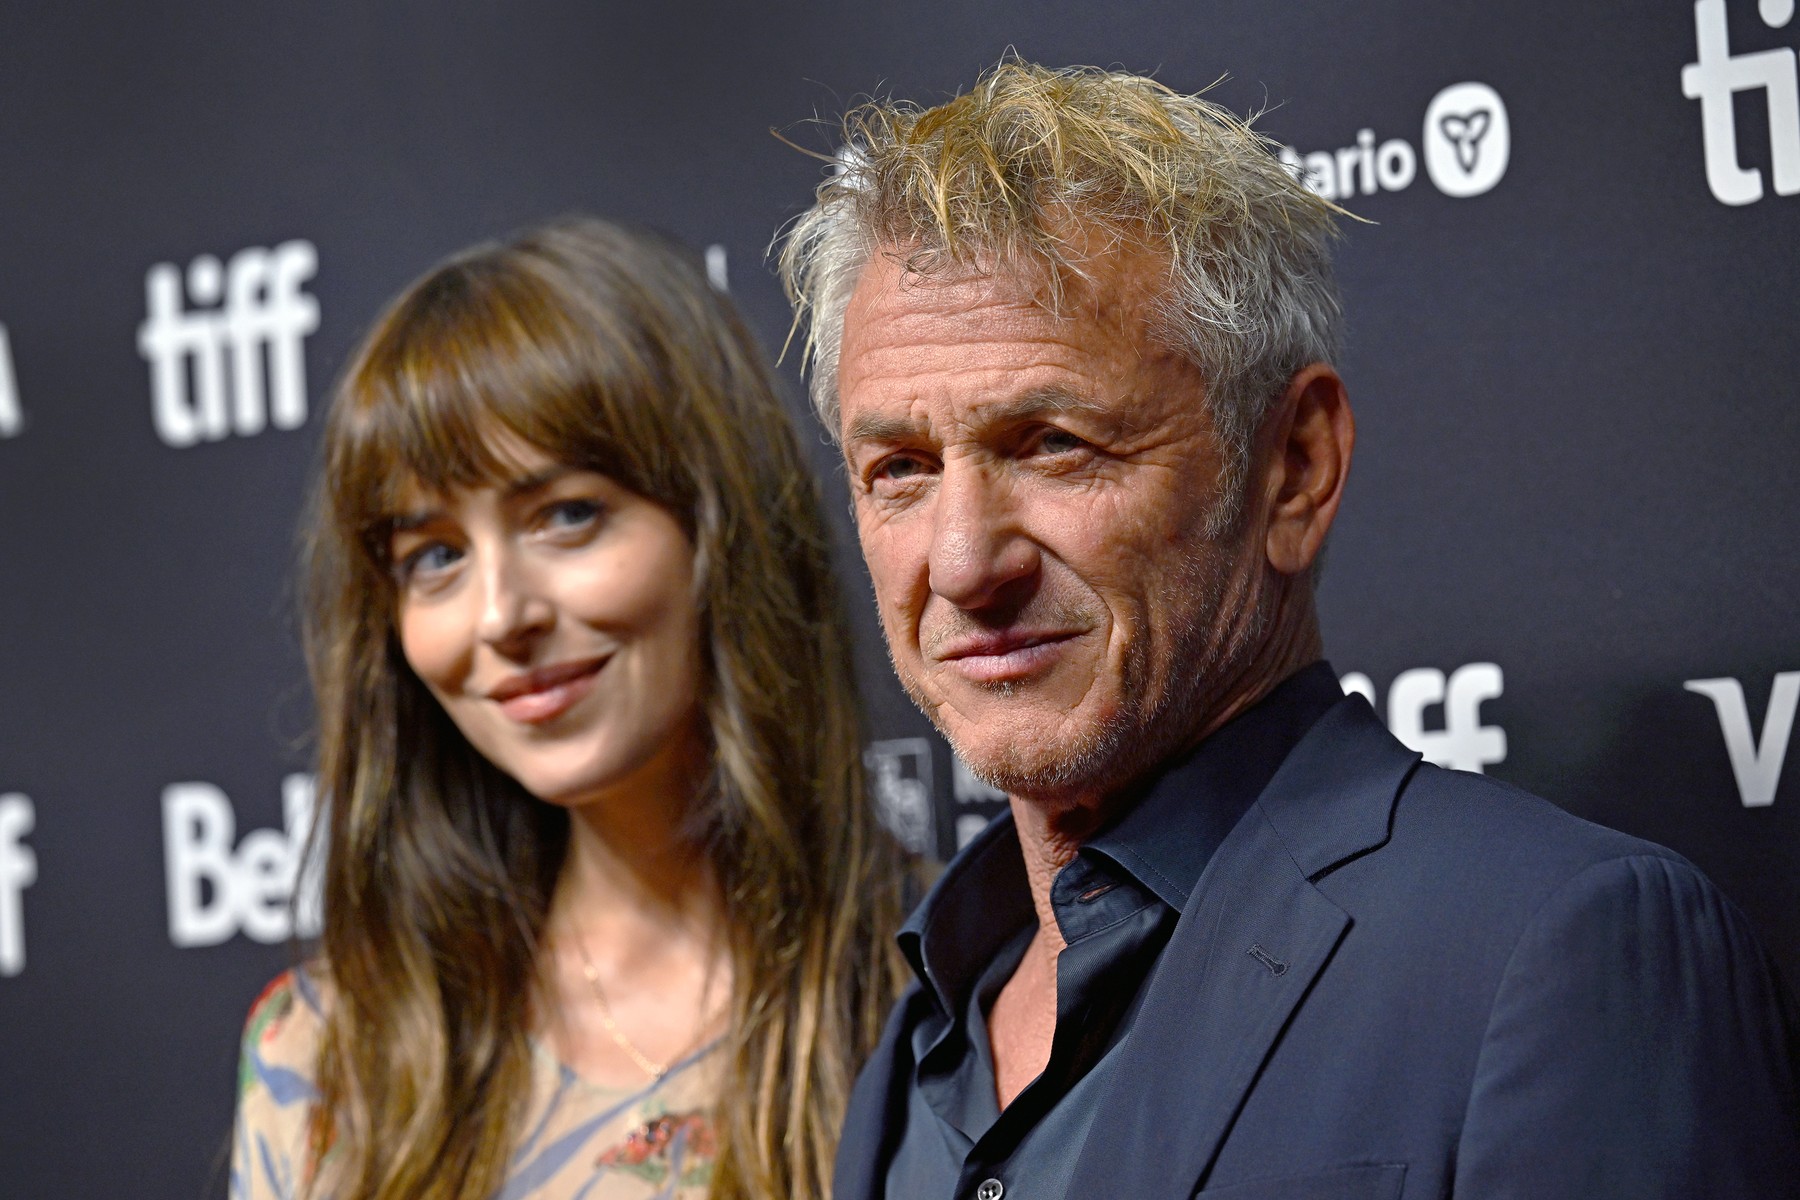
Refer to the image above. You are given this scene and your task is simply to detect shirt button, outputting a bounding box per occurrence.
[976,1180,1004,1200]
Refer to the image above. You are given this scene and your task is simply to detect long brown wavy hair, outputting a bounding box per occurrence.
[300,217,906,1199]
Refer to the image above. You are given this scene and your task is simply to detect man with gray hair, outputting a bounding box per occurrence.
[781,60,1799,1198]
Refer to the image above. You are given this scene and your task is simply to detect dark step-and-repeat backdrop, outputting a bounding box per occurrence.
[1,3,1794,1195]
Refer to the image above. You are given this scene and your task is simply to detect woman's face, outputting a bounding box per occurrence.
[388,439,705,811]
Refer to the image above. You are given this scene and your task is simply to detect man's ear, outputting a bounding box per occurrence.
[1261,363,1354,576]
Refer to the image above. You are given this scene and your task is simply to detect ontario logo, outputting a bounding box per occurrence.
[1279,81,1511,201]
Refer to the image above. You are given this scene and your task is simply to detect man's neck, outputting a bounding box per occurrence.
[1008,796,1105,958]
[1008,601,1324,955]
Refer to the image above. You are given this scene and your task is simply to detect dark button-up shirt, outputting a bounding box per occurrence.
[883,662,1346,1200]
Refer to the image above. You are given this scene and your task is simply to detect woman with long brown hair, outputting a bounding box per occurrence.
[229,217,906,1200]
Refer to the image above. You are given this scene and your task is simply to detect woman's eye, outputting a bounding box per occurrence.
[542,498,603,530]
[397,542,463,582]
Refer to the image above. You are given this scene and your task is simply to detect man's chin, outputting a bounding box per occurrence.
[901,670,1135,794]
[938,709,1142,803]
[957,745,1113,805]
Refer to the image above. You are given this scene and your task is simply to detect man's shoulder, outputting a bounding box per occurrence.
[1258,696,1693,910]
[1304,757,1751,963]
[1386,760,1686,880]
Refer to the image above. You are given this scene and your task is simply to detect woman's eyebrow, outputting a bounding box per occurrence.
[386,466,578,532]
[500,465,575,499]
[388,507,443,534]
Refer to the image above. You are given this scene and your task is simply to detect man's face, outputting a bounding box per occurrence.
[837,243,1272,801]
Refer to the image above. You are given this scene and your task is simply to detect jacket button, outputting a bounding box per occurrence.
[976,1180,1004,1200]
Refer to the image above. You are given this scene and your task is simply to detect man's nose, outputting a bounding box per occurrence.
[927,463,1039,608]
[474,545,554,656]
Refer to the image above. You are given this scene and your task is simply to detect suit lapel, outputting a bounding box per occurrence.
[1067,698,1420,1197]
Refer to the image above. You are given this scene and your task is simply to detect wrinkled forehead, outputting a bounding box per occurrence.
[839,242,1183,403]
[845,234,1174,360]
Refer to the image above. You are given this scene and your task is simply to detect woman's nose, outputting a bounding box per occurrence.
[474,548,555,656]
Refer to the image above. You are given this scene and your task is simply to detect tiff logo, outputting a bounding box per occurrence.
[0,793,35,977]
[951,755,1007,850]
[1682,0,1800,205]
[0,322,21,438]
[1342,663,1508,774]
[1685,671,1797,806]
[866,737,935,857]
[138,240,319,448]
[163,774,322,947]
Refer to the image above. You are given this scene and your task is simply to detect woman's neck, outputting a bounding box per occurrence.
[549,723,724,956]
[536,725,732,1088]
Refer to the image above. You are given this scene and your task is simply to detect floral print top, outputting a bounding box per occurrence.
[230,968,722,1200]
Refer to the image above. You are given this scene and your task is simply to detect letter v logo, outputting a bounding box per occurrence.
[0,323,22,438]
[1684,672,1800,807]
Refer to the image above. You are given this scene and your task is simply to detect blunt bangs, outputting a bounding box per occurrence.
[325,247,693,569]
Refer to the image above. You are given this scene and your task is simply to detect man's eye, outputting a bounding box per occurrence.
[1037,429,1088,455]
[872,455,933,485]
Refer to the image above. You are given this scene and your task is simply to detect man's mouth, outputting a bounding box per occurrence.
[486,657,609,724]
[933,630,1083,684]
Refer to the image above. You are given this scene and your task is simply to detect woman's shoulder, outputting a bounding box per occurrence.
[239,964,329,1081]
[232,966,329,1181]
[232,965,333,1199]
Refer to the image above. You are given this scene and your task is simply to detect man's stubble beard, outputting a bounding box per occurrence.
[893,518,1274,806]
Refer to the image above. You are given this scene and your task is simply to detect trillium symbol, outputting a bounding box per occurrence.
[1422,82,1508,197]
[1432,109,1490,173]
[1438,108,1492,173]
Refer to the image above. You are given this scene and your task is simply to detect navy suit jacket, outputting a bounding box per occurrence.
[836,696,1800,1198]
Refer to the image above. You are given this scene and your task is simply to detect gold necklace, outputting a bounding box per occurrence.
[574,937,670,1081]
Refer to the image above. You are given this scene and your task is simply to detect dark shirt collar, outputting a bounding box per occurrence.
[898,660,1345,1014]
[1087,660,1346,911]
[899,801,1031,1021]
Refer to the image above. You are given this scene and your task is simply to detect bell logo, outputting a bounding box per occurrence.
[1341,663,1508,774]
[0,794,35,978]
[162,774,323,947]
[1682,0,1800,205]
[137,240,320,448]
[1685,672,1797,806]
[1422,83,1511,197]
[0,322,21,439]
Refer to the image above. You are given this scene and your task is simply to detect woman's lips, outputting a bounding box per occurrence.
[488,658,608,724]
[935,631,1081,684]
